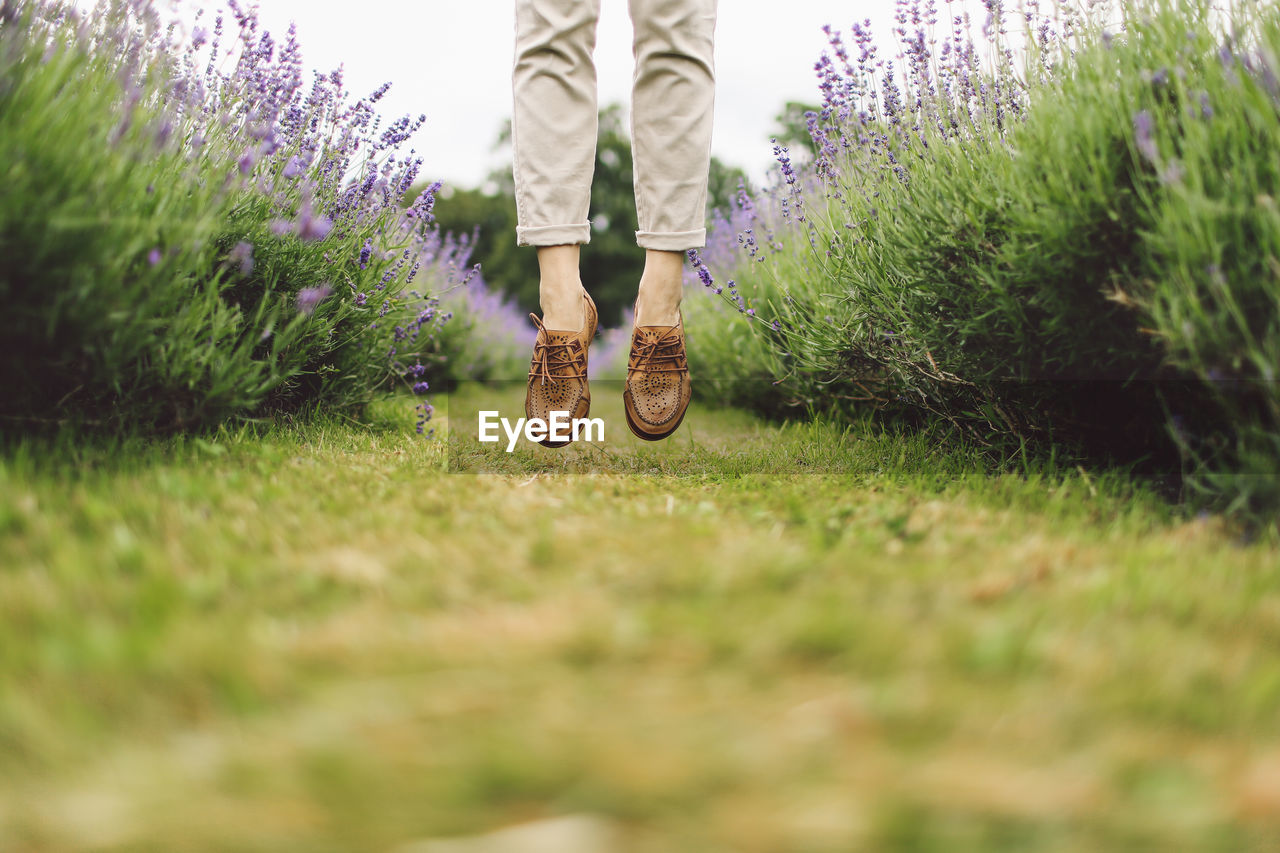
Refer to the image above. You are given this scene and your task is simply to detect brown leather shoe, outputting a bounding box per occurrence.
[525,290,598,448]
[623,312,691,441]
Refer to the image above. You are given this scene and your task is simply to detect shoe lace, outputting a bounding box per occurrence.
[630,327,688,374]
[528,314,586,385]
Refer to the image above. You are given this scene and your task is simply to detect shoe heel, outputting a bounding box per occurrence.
[584,291,599,341]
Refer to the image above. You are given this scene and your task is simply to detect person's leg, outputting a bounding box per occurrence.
[628,0,717,327]
[635,249,684,326]
[536,246,585,331]
[512,0,602,331]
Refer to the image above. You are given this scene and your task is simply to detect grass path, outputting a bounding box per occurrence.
[2,388,1279,852]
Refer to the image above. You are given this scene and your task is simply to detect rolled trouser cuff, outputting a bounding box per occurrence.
[636,228,706,251]
[516,223,592,247]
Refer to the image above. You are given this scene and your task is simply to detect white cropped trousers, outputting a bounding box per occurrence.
[511,0,718,250]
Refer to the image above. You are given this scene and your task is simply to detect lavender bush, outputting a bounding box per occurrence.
[0,0,468,433]
[407,230,536,385]
[689,0,1280,518]
[678,186,795,414]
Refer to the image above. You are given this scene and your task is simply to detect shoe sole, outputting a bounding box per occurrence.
[538,396,592,448]
[623,392,688,442]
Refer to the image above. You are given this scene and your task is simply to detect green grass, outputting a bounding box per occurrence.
[2,389,1279,852]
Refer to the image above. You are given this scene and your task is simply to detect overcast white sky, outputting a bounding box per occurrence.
[106,0,1056,189]
[172,0,922,190]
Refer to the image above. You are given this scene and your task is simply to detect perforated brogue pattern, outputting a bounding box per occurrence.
[625,324,689,428]
[526,331,586,420]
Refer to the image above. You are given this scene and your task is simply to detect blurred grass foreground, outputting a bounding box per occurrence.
[4,0,1280,850]
[4,393,1280,851]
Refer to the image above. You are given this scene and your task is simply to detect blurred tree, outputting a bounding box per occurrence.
[706,154,751,217]
[428,185,533,313]
[577,103,643,327]
[422,103,753,327]
[424,105,633,327]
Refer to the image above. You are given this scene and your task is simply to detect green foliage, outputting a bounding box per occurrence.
[693,1,1280,520]
[1,12,260,431]
[427,184,534,322]
[705,154,752,219]
[411,257,536,385]
[0,2,449,435]
[576,104,646,326]
[682,283,799,417]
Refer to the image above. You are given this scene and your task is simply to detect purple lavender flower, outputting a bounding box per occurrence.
[412,381,430,395]
[1207,264,1227,290]
[407,181,442,223]
[272,195,333,242]
[1260,52,1280,96]
[415,401,434,435]
[688,249,717,291]
[229,240,254,275]
[296,204,332,241]
[147,248,162,266]
[296,284,332,316]
[1133,110,1159,164]
[354,291,368,307]
[282,156,305,179]
[772,139,798,187]
[359,238,373,269]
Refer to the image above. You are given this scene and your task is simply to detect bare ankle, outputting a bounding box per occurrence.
[540,281,585,331]
[535,245,585,331]
[635,249,684,326]
[635,279,681,327]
